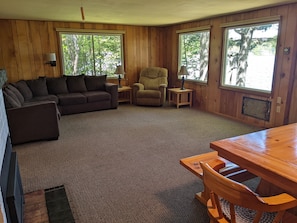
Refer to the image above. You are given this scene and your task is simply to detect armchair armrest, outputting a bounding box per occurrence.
[6,101,60,145]
[159,84,167,104]
[105,83,118,108]
[132,83,144,104]
[133,83,144,91]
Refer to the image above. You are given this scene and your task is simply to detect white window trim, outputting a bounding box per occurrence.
[177,27,211,83]
[220,18,280,94]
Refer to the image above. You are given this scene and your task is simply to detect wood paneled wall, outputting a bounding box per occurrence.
[0,21,164,85]
[0,3,296,128]
[165,3,297,128]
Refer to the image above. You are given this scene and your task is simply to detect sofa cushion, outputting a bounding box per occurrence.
[2,88,22,108]
[57,93,87,105]
[13,80,33,101]
[65,75,87,93]
[6,84,25,104]
[47,77,68,94]
[28,95,59,104]
[83,91,111,103]
[85,75,107,91]
[26,77,49,97]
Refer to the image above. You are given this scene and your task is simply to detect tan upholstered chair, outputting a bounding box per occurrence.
[132,67,168,106]
[200,162,297,223]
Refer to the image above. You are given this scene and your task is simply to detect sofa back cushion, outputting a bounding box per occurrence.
[85,75,106,91]
[6,84,25,104]
[2,87,22,108]
[66,75,87,93]
[27,77,49,97]
[13,80,33,101]
[47,77,68,94]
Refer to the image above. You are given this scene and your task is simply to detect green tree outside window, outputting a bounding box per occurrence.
[178,30,210,82]
[60,32,123,77]
[222,22,279,93]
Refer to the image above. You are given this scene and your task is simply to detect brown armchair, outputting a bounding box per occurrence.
[132,67,168,106]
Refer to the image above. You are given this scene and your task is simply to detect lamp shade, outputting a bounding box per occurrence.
[46,53,56,62]
[178,66,189,76]
[114,65,125,75]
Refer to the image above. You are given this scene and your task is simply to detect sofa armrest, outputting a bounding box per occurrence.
[105,83,118,108]
[6,101,60,145]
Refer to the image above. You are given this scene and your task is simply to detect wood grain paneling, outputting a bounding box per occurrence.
[0,21,164,85]
[0,3,296,128]
[165,3,297,128]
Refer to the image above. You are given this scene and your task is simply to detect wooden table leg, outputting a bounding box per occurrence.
[195,184,211,205]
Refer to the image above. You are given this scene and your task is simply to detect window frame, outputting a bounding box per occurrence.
[220,17,281,95]
[177,26,211,84]
[57,28,125,78]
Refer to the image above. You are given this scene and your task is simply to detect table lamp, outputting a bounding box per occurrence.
[178,66,189,90]
[114,65,125,88]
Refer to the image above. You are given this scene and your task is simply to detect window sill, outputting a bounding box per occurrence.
[219,85,272,97]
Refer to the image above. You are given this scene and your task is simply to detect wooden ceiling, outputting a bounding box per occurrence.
[0,0,296,26]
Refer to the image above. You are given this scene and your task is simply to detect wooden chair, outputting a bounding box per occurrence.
[200,162,297,223]
[180,151,255,205]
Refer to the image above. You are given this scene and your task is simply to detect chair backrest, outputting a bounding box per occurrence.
[139,67,168,90]
[200,161,297,223]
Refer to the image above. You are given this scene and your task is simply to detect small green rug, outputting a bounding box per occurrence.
[45,185,75,223]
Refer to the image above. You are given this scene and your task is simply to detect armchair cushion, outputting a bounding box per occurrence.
[139,67,168,90]
[137,90,161,99]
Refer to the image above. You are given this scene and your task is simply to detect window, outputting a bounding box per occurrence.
[59,31,124,77]
[178,29,210,83]
[222,21,279,93]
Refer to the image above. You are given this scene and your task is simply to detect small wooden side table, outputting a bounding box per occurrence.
[118,86,132,104]
[168,88,193,108]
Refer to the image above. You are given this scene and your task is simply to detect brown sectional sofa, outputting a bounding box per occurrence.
[2,75,118,144]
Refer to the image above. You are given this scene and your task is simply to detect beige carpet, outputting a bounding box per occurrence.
[14,104,260,223]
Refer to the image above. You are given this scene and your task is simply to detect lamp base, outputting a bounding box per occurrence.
[118,76,122,88]
[180,76,185,90]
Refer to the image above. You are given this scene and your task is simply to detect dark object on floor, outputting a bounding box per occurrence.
[45,185,75,223]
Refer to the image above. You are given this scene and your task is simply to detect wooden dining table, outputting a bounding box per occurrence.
[210,123,297,199]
